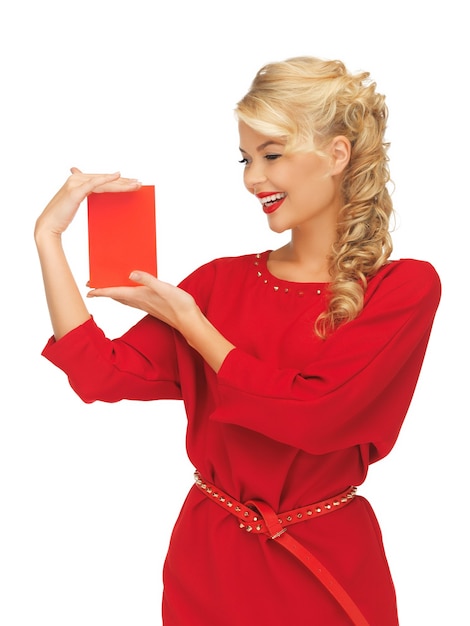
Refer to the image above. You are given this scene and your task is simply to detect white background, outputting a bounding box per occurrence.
[1,1,467,624]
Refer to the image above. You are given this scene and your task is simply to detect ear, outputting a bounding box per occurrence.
[329,136,351,175]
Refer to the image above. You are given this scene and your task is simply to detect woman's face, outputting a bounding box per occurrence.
[238,122,347,234]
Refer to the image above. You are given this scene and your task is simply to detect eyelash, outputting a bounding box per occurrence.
[238,154,282,165]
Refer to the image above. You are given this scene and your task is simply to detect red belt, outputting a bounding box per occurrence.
[194,471,370,626]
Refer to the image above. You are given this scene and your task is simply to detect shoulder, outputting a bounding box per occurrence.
[373,258,440,288]
[366,258,441,310]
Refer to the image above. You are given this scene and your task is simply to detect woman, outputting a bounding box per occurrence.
[35,56,441,625]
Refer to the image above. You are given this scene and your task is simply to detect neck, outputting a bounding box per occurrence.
[269,235,335,283]
[269,211,339,283]
[291,224,335,260]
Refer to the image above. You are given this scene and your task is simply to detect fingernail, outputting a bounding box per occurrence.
[129,271,140,281]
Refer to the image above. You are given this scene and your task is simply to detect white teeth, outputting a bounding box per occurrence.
[260,192,286,205]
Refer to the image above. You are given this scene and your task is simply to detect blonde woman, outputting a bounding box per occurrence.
[35,57,440,625]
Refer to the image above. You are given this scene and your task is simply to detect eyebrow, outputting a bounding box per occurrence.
[239,140,284,154]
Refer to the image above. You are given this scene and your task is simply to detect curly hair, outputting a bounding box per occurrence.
[235,56,394,338]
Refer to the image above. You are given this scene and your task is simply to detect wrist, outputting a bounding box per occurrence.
[179,308,210,346]
[181,310,235,373]
[34,221,62,247]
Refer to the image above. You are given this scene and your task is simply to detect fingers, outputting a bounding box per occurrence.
[87,285,138,300]
[36,168,143,240]
[68,170,122,193]
[67,168,142,196]
[86,285,151,314]
[86,273,159,299]
[86,273,166,305]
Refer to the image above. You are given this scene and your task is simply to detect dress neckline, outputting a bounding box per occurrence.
[253,251,329,297]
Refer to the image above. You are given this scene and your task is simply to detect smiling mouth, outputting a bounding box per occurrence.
[258,192,287,214]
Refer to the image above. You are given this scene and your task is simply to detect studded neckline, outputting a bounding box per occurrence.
[253,251,328,297]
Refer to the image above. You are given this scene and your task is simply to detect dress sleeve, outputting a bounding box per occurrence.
[41,260,219,404]
[213,260,441,459]
[42,314,182,404]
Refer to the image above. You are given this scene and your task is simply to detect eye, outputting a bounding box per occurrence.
[264,153,282,161]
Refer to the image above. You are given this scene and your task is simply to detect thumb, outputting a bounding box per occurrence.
[129,270,158,286]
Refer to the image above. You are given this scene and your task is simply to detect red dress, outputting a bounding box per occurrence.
[42,251,441,625]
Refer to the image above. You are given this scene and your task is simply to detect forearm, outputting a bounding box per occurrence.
[182,310,235,373]
[35,229,91,340]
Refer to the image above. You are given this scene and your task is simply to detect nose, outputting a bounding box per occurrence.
[243,160,268,194]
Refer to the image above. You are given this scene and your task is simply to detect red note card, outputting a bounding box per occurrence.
[87,185,157,288]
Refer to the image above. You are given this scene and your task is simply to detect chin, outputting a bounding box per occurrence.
[268,225,289,234]
[267,217,290,234]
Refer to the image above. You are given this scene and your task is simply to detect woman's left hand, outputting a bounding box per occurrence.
[87,271,199,334]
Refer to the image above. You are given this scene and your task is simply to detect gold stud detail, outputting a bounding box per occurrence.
[286,516,292,522]
[315,507,322,513]
[244,511,250,517]
[246,526,253,532]
[307,510,313,516]
[297,513,303,519]
[325,504,331,510]
[257,271,262,277]
[317,289,321,295]
[273,286,279,291]
[227,502,233,508]
[256,525,262,531]
[252,517,258,522]
[235,506,241,512]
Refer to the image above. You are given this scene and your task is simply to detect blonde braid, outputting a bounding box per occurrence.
[315,67,393,337]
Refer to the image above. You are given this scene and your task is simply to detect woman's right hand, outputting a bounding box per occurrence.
[34,168,142,340]
[35,167,142,240]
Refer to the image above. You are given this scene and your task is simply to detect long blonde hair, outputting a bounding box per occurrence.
[236,56,393,338]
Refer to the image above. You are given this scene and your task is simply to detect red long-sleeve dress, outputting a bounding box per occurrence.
[42,251,441,625]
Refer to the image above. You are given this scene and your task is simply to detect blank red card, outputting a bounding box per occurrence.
[87,185,157,288]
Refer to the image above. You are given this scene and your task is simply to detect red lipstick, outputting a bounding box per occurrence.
[256,192,286,215]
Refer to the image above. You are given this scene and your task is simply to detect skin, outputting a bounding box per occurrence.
[34,168,235,372]
[239,122,350,282]
[34,126,350,374]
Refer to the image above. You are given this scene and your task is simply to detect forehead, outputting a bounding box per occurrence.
[238,122,286,151]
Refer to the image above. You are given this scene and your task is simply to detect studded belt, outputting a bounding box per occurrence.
[194,471,370,626]
[194,471,357,535]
